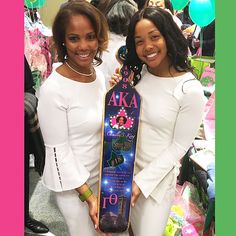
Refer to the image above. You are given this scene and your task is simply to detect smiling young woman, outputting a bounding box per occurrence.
[37,2,111,236]
[111,7,205,236]
[62,13,98,81]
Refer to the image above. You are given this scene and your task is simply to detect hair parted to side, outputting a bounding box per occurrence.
[125,7,192,85]
[52,1,109,65]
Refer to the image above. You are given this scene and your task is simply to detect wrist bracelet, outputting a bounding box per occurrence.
[79,188,93,202]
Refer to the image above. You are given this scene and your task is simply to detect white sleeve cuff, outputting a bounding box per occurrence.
[42,143,90,192]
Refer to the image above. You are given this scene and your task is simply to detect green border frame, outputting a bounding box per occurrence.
[216,0,236,235]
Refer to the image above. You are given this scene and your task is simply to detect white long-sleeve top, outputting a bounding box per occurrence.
[37,68,106,192]
[134,66,205,203]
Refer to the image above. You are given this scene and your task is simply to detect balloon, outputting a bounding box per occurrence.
[189,0,215,27]
[24,0,46,9]
[171,0,189,10]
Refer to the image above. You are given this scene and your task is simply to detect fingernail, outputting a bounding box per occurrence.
[94,224,97,229]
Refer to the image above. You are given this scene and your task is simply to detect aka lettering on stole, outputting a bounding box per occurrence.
[98,66,141,233]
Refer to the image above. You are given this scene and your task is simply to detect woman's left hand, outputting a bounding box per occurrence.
[131,181,141,207]
[86,195,112,236]
[86,194,99,229]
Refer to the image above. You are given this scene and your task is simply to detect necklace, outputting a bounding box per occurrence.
[65,61,94,77]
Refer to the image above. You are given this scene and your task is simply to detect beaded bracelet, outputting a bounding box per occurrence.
[79,188,93,202]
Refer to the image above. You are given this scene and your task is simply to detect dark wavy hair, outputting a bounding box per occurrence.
[52,1,108,65]
[125,7,192,84]
[103,0,137,36]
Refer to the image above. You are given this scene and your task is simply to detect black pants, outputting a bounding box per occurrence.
[25,152,30,220]
[25,116,31,221]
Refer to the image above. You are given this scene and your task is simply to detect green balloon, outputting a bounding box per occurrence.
[189,0,215,27]
[24,0,46,9]
[171,0,189,10]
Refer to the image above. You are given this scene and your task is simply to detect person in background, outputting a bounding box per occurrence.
[110,7,205,236]
[37,2,110,235]
[148,0,173,13]
[190,20,215,56]
[146,0,183,28]
[176,3,193,30]
[24,56,49,234]
[97,0,138,89]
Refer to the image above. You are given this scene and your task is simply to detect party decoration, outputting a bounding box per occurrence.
[171,0,189,10]
[189,0,215,27]
[24,0,46,9]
